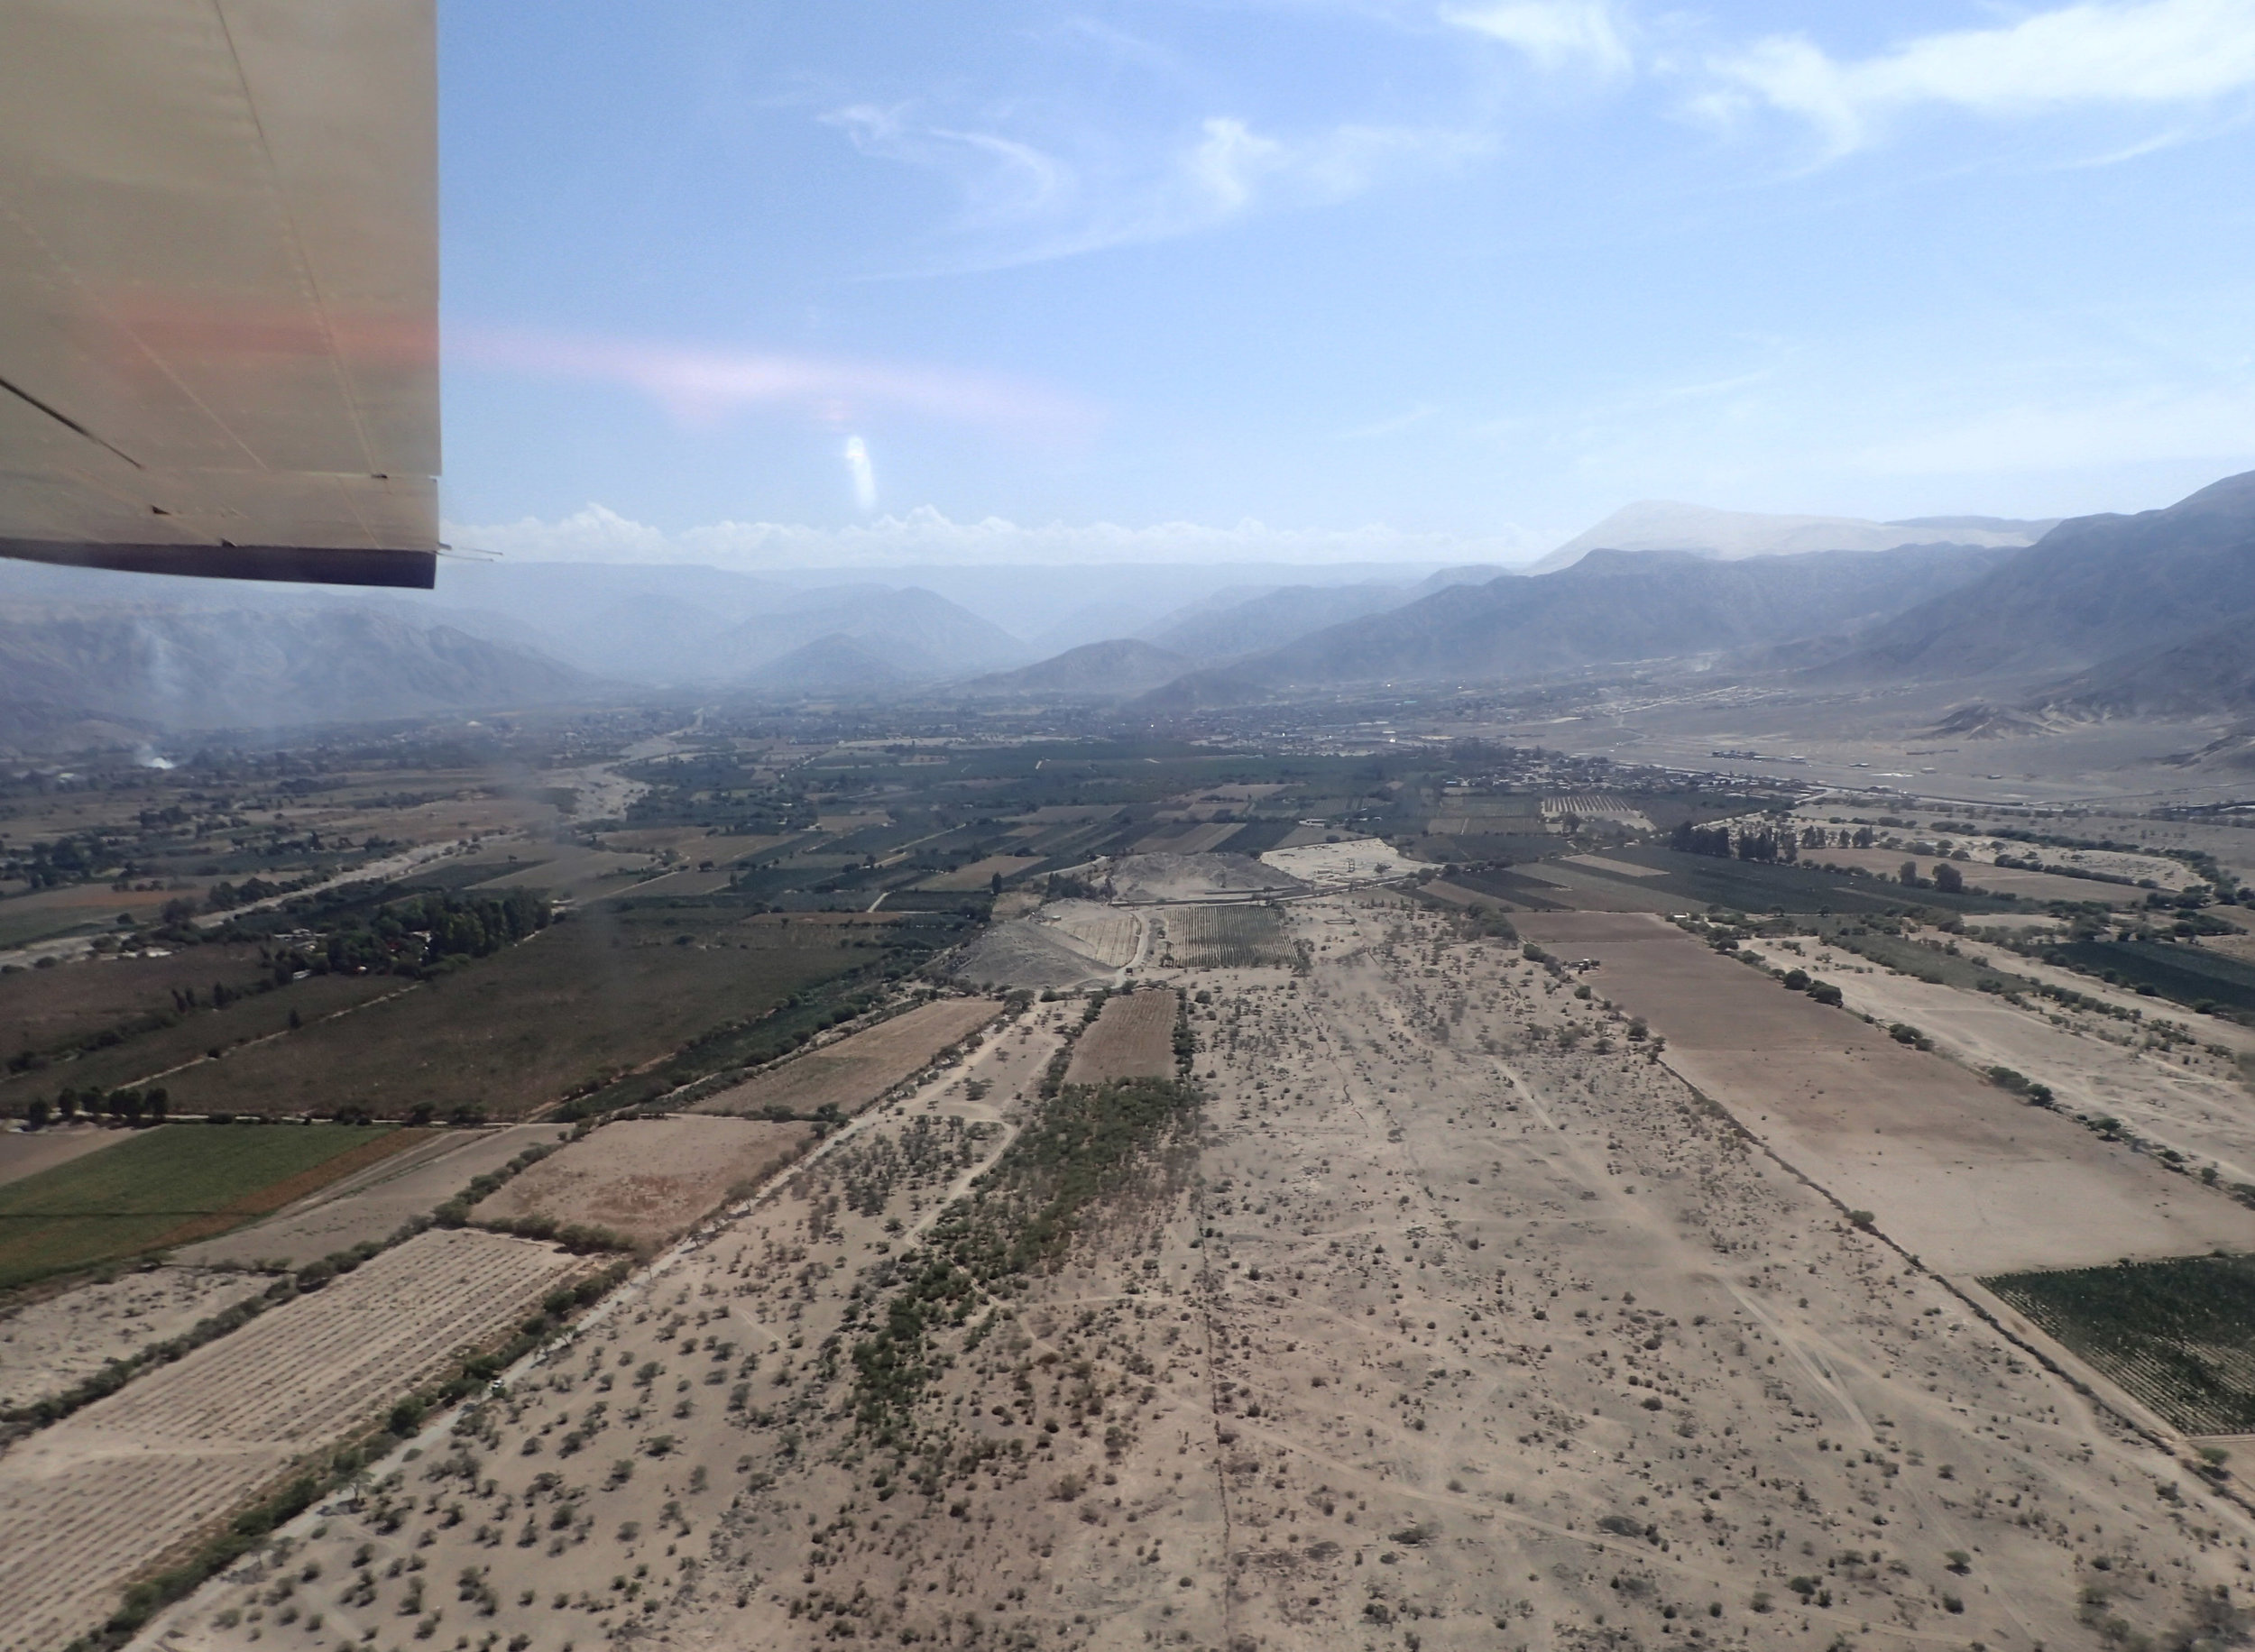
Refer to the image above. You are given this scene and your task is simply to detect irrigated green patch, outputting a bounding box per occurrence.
[1983,1254,2255,1435]
[850,1076,1203,1454]
[0,1123,400,1291]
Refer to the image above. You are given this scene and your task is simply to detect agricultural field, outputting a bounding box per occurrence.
[0,1124,421,1291]
[915,854,1045,892]
[1063,988,1180,1083]
[133,898,2255,1652]
[1511,910,2255,1273]
[0,1228,584,1652]
[697,997,1002,1120]
[124,900,873,1121]
[472,1115,815,1251]
[173,1123,572,1269]
[0,1124,119,1187]
[1983,1255,2255,1435]
[0,969,412,1109]
[2053,938,2255,1017]
[1159,902,1294,968]
[0,1265,268,1413]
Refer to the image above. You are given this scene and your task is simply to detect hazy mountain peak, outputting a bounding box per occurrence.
[1528,499,2044,574]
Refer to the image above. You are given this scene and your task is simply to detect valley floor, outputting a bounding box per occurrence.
[133,897,2255,1652]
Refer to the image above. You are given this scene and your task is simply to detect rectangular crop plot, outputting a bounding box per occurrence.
[132,901,867,1121]
[697,997,1003,1121]
[1064,991,1180,1085]
[1984,1255,2255,1435]
[0,1228,582,1652]
[0,1124,419,1291]
[2052,940,2255,1016]
[474,1115,814,1250]
[1163,904,1293,968]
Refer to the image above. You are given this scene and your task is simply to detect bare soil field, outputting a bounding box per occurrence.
[918,854,1046,891]
[1,1228,584,1652]
[1128,821,1244,856]
[952,917,1118,989]
[472,1116,817,1250]
[131,903,866,1120]
[1514,910,2255,1273]
[0,1266,268,1412]
[133,904,2255,1652]
[0,1124,120,1188]
[1044,900,1143,966]
[1732,932,2255,1187]
[1063,988,1179,1083]
[698,997,1003,1121]
[173,1124,573,1269]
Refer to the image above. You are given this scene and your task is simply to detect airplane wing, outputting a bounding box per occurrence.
[0,0,438,589]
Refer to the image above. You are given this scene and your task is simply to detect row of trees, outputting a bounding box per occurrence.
[23,1086,168,1128]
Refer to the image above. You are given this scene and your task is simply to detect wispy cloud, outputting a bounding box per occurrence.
[446,504,1543,568]
[823,98,1491,271]
[1442,1,1632,77]
[1703,0,2255,155]
[451,326,1099,436]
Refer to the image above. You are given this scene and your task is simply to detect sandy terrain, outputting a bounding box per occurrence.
[1063,990,1181,1084]
[0,1268,269,1412]
[953,919,1120,989]
[1260,838,1413,887]
[473,1116,817,1250]
[0,1125,123,1188]
[1045,901,1145,967]
[1,1229,584,1652]
[697,998,1003,1120]
[1112,853,1305,904]
[1514,911,2255,1274]
[123,899,2255,1652]
[172,1124,573,1269]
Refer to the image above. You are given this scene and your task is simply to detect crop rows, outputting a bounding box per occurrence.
[0,1229,582,1652]
[1985,1254,2255,1435]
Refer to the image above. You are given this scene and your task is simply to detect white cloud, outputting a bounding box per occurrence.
[1706,0,2255,153]
[1443,1,1632,76]
[445,504,1543,569]
[824,98,1489,270]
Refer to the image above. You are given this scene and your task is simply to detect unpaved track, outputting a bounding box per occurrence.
[121,907,2255,1652]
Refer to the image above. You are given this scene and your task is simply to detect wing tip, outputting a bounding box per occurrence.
[0,538,438,590]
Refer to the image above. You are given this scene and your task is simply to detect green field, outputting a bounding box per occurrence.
[0,1123,398,1290]
[142,901,884,1121]
[1597,848,2014,916]
[1984,1255,2255,1435]
[2051,940,2255,1019]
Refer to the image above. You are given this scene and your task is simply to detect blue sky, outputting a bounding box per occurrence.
[439,0,2255,565]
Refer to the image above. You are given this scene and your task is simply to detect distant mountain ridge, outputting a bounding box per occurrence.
[1526,500,2048,574]
[1819,470,2255,693]
[960,638,1192,699]
[0,604,594,733]
[1142,540,2015,707]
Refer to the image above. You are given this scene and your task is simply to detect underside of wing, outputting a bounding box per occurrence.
[0,0,437,589]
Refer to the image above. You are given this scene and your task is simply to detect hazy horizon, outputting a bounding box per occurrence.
[439,0,2255,569]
